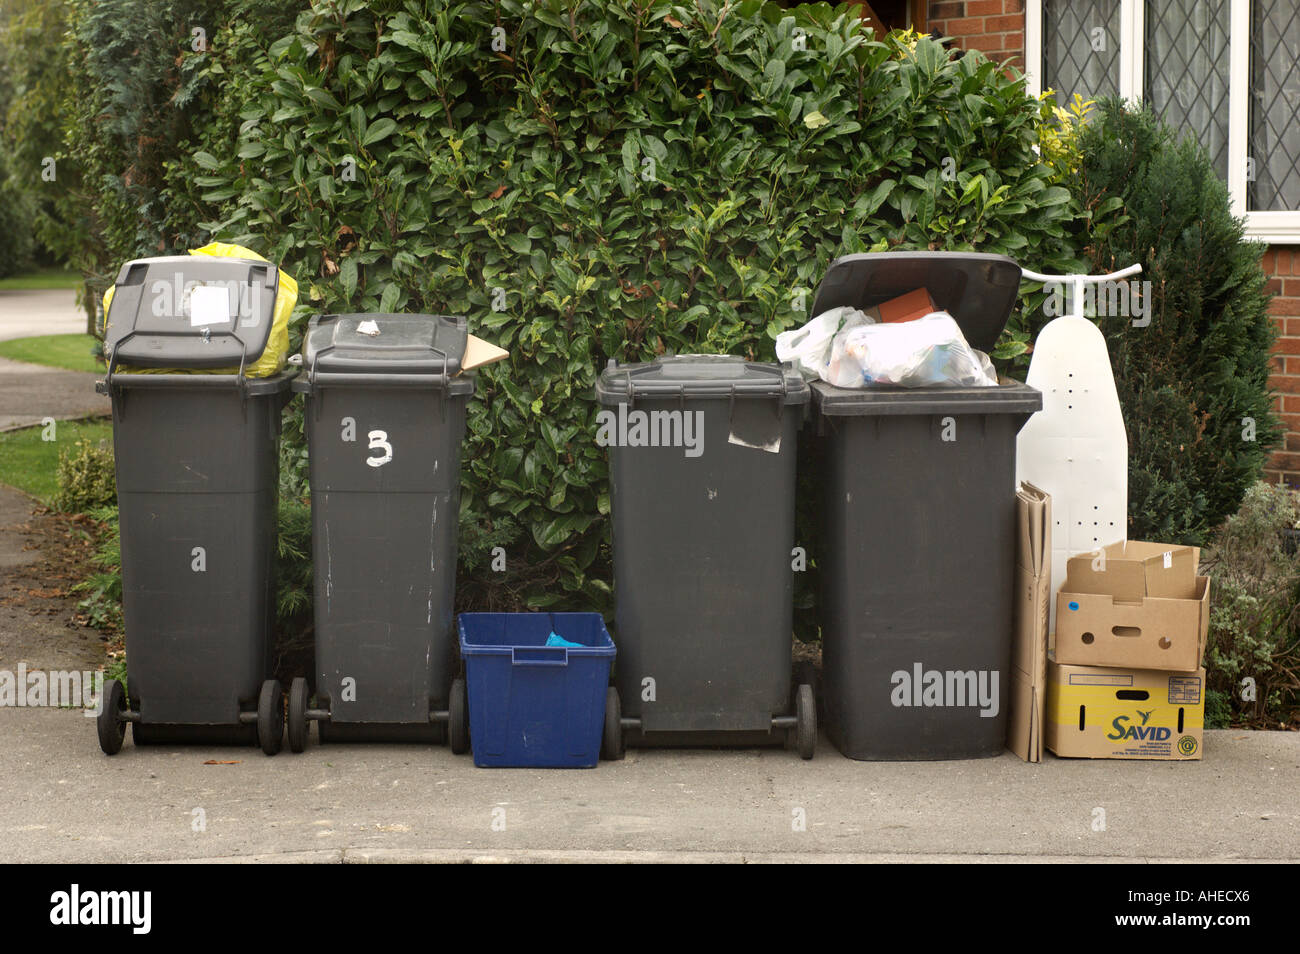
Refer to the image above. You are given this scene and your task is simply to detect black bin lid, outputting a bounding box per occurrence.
[811,379,1042,417]
[808,251,1022,353]
[302,313,467,376]
[595,355,810,405]
[104,256,281,369]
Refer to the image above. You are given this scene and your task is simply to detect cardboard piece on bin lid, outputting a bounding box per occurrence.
[461,334,508,372]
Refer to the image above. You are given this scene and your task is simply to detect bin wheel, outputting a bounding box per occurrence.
[287,677,309,754]
[448,678,469,754]
[795,684,816,760]
[602,687,625,761]
[96,679,127,756]
[257,679,284,756]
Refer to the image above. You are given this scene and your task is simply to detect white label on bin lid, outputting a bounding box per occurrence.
[356,319,380,336]
[189,284,231,327]
[1163,550,1173,569]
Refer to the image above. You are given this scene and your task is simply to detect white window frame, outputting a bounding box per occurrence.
[1026,0,1300,244]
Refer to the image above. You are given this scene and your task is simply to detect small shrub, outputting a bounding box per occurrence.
[53,438,116,513]
[72,505,123,634]
[1201,482,1300,726]
[1204,689,1232,730]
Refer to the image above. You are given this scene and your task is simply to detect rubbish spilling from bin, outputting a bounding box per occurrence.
[777,298,999,388]
[101,241,295,378]
[94,246,298,755]
[830,312,998,388]
[458,613,616,768]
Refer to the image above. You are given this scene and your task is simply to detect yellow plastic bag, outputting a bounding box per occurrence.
[102,242,297,378]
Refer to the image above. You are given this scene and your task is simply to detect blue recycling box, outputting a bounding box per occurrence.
[457,613,616,768]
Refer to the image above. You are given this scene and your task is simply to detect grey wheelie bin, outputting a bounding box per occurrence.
[93,255,295,756]
[809,252,1041,760]
[596,355,817,759]
[286,313,474,752]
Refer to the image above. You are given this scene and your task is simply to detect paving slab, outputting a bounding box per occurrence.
[0,707,1293,863]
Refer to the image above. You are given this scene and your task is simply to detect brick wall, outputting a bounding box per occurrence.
[1263,249,1300,485]
[928,0,1025,68]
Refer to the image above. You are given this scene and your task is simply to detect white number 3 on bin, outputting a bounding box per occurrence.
[366,430,393,468]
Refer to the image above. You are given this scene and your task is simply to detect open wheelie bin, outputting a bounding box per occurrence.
[807,252,1042,759]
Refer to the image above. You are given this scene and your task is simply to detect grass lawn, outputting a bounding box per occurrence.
[0,268,82,290]
[0,419,113,502]
[0,334,102,373]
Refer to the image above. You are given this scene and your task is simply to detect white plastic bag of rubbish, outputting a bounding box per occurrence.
[775,306,871,381]
[825,311,999,388]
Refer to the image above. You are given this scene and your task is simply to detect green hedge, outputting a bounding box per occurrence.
[163,0,1078,610]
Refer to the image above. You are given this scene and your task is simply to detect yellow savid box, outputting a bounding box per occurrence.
[1046,661,1204,760]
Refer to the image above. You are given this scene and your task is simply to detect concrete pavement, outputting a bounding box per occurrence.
[0,357,108,431]
[0,288,89,341]
[0,288,108,429]
[0,707,1295,863]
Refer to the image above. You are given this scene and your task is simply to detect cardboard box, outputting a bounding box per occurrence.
[1007,482,1050,762]
[1045,660,1204,760]
[865,287,937,325]
[1055,541,1210,672]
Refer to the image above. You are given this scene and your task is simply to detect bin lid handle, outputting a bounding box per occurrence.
[104,329,249,402]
